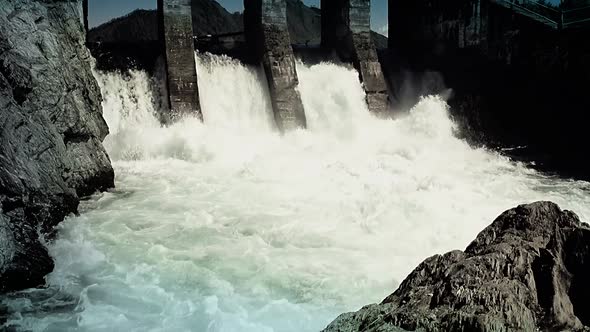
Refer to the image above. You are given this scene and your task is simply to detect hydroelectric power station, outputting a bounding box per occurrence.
[2,0,590,330]
[83,0,590,139]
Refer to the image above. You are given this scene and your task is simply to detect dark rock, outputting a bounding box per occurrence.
[324,202,590,332]
[0,0,114,292]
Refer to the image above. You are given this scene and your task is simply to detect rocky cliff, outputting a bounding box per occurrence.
[324,201,590,332]
[0,0,114,292]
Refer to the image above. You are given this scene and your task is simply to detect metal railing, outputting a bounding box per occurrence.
[491,0,561,28]
[563,5,590,27]
[490,0,590,29]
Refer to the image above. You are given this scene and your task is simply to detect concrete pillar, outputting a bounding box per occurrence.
[244,0,307,131]
[465,0,489,51]
[388,0,414,51]
[157,0,202,120]
[82,0,88,35]
[322,0,389,115]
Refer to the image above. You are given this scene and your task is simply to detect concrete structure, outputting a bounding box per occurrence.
[82,0,89,34]
[385,0,590,178]
[387,0,589,65]
[244,0,307,131]
[387,0,590,50]
[157,0,202,120]
[388,0,492,55]
[322,0,389,115]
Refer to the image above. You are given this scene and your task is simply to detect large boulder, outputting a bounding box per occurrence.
[324,202,590,332]
[0,0,114,292]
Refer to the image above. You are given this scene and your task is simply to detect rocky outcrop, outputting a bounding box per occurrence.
[324,202,590,332]
[0,0,114,292]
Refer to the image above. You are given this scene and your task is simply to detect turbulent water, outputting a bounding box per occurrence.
[3,53,590,332]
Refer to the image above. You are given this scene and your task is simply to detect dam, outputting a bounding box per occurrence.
[0,0,589,331]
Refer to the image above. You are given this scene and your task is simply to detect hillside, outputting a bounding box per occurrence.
[191,0,243,35]
[88,9,158,42]
[88,0,387,48]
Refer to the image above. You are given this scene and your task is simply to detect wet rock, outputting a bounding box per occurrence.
[0,0,114,292]
[324,201,590,332]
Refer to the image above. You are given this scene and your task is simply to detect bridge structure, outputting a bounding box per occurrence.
[82,0,590,131]
[487,0,590,29]
[387,0,590,63]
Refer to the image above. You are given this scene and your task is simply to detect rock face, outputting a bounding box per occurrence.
[0,0,114,292]
[324,202,590,332]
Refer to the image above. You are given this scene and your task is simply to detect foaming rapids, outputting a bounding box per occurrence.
[2,54,590,332]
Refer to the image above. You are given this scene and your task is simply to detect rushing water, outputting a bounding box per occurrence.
[2,53,590,332]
